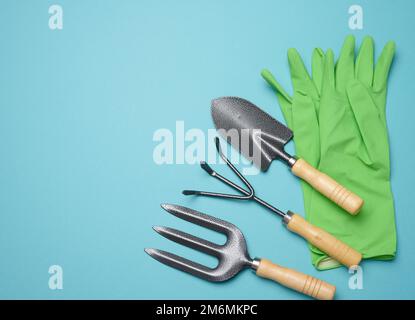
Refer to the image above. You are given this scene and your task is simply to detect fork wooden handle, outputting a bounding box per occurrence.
[255,259,335,300]
[286,213,362,268]
[291,158,364,215]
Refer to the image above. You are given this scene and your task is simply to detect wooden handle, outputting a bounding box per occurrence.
[291,158,364,215]
[286,213,362,268]
[255,259,335,300]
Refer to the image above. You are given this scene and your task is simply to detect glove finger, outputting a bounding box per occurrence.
[261,69,294,128]
[373,41,396,92]
[318,49,337,140]
[288,48,318,98]
[261,69,292,103]
[355,36,374,87]
[336,35,355,93]
[312,48,324,96]
[347,80,387,163]
[322,49,335,93]
[291,91,320,167]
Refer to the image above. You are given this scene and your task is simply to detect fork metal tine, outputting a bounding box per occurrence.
[161,204,235,235]
[153,226,222,257]
[144,248,222,282]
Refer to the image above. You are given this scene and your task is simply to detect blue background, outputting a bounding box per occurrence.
[0,0,414,299]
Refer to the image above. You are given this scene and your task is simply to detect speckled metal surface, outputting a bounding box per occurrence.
[145,204,254,282]
[211,97,294,171]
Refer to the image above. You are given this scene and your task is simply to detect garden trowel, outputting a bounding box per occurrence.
[211,96,364,215]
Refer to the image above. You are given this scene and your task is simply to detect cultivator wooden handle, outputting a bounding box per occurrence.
[285,213,362,268]
[291,159,364,215]
[255,259,335,300]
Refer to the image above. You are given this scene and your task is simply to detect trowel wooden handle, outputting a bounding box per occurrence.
[286,213,362,268]
[256,259,335,300]
[291,158,364,215]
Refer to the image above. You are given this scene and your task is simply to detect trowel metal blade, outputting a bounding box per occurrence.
[211,97,293,171]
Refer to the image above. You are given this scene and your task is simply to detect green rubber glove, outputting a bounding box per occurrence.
[262,35,397,270]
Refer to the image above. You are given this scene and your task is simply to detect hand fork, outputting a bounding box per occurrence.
[145,204,336,300]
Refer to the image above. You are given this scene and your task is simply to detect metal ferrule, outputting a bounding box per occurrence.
[287,156,297,167]
[251,258,261,271]
[282,211,294,225]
